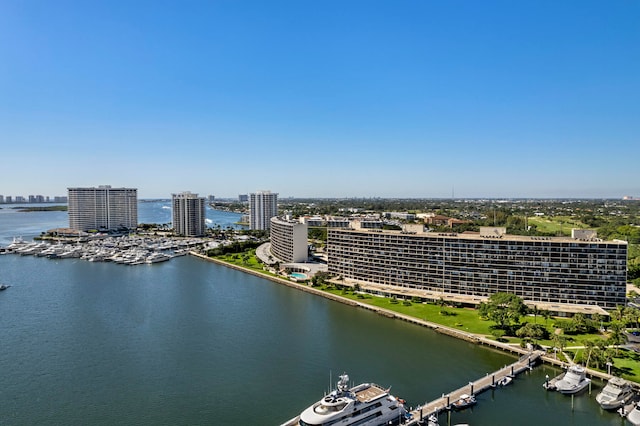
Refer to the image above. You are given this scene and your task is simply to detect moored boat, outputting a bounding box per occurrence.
[554,365,590,394]
[624,402,640,426]
[596,376,635,410]
[287,373,407,426]
[497,375,513,387]
[146,252,171,263]
[451,394,477,410]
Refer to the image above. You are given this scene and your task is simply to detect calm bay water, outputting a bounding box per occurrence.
[0,201,246,246]
[0,203,626,425]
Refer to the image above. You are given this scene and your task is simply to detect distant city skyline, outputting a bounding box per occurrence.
[1,191,640,202]
[1,1,638,199]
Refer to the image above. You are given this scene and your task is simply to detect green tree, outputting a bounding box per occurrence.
[607,321,627,355]
[552,334,567,355]
[516,323,550,343]
[529,306,541,324]
[541,309,551,325]
[629,265,640,281]
[587,340,609,370]
[568,313,596,334]
[591,313,605,331]
[479,292,527,331]
[624,307,640,329]
[611,305,626,322]
[581,338,609,369]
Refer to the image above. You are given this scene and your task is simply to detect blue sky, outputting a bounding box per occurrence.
[1,1,638,199]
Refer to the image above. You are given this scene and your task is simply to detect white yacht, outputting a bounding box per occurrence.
[554,365,591,394]
[146,252,171,263]
[294,373,407,426]
[596,376,635,410]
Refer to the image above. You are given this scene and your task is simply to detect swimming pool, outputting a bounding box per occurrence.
[290,272,308,280]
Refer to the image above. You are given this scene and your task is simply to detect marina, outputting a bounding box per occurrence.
[1,235,204,265]
[406,351,544,425]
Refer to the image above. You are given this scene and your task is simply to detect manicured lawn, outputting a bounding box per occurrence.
[214,251,273,276]
[610,350,640,381]
[565,348,640,382]
[322,288,497,336]
[321,289,613,347]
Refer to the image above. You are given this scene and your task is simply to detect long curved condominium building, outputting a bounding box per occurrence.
[68,186,137,231]
[327,226,627,312]
[270,216,308,263]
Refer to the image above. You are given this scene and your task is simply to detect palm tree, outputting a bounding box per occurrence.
[611,305,626,322]
[583,339,596,368]
[530,306,541,324]
[589,342,607,370]
[624,307,640,329]
[591,313,604,332]
[552,334,567,360]
[607,321,626,355]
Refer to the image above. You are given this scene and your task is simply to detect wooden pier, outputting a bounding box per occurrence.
[405,350,545,425]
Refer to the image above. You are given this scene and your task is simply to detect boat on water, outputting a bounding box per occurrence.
[623,402,640,426]
[146,252,171,264]
[596,376,635,410]
[554,365,591,394]
[497,375,513,387]
[451,394,476,410]
[287,373,407,426]
[0,284,11,291]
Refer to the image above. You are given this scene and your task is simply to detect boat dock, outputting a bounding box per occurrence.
[405,350,545,424]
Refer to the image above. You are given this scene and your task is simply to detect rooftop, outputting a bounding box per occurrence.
[330,227,626,245]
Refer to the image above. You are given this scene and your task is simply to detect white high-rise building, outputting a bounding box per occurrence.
[249,190,278,230]
[172,192,206,237]
[68,186,138,231]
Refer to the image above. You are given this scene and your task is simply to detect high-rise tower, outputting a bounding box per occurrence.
[68,185,137,231]
[249,190,278,230]
[172,192,206,237]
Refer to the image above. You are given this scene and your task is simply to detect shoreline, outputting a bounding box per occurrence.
[189,252,617,384]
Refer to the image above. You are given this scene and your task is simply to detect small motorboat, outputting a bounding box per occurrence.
[0,284,10,291]
[497,375,513,386]
[452,394,477,410]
